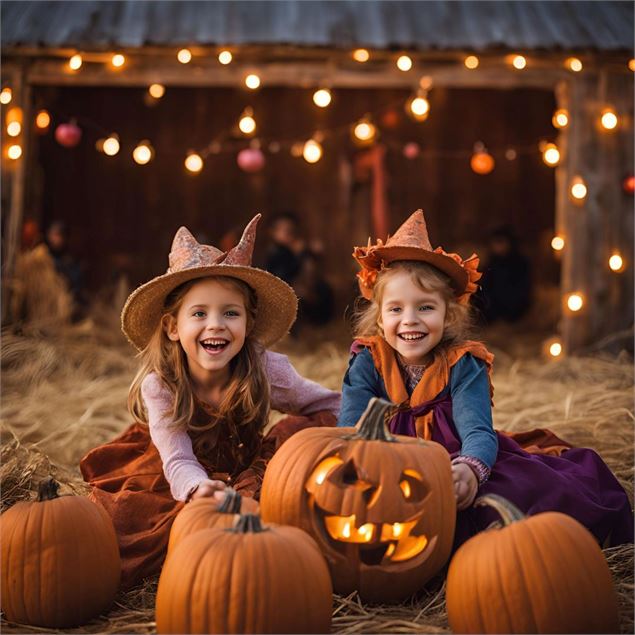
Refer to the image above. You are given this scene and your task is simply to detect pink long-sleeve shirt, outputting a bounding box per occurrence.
[141,350,340,501]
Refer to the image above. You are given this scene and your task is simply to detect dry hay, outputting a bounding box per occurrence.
[1,321,633,633]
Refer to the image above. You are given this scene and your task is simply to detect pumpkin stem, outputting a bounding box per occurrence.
[37,478,60,501]
[231,514,269,534]
[350,397,396,441]
[217,487,242,514]
[474,494,526,526]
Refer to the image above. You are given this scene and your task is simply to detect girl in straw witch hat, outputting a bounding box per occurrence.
[80,214,340,589]
[340,209,632,550]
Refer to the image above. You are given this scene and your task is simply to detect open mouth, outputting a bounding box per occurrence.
[320,512,429,565]
[398,332,427,342]
[200,338,230,354]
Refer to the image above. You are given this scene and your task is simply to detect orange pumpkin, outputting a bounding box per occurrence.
[446,494,620,634]
[260,398,455,602]
[167,487,259,555]
[0,478,121,628]
[156,514,332,633]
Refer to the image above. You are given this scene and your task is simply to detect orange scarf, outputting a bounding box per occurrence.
[356,336,494,439]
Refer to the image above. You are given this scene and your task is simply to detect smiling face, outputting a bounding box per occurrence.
[165,277,248,385]
[379,269,447,365]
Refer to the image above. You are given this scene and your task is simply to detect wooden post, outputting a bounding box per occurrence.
[2,63,32,324]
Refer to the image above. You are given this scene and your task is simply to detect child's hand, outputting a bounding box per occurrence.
[452,463,478,510]
[190,479,227,501]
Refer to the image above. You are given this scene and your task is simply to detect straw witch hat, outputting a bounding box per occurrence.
[353,209,481,304]
[122,214,297,350]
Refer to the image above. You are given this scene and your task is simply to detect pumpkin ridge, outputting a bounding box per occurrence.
[509,524,540,633]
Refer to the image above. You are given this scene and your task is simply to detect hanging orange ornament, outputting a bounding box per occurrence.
[470,143,495,175]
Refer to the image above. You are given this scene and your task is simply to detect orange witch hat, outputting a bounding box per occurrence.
[353,209,481,304]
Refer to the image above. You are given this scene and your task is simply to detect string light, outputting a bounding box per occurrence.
[218,50,233,65]
[238,108,256,135]
[548,339,563,358]
[551,236,565,251]
[0,87,12,104]
[103,134,120,156]
[245,74,261,89]
[133,141,154,165]
[608,253,624,272]
[185,152,204,173]
[7,144,22,159]
[628,59,634,72]
[352,117,377,144]
[111,54,126,68]
[541,142,560,166]
[313,88,332,108]
[7,121,21,137]
[471,143,495,175]
[407,92,430,121]
[600,108,618,130]
[570,176,587,201]
[510,55,527,70]
[552,108,569,129]
[302,139,323,164]
[35,110,51,130]
[352,48,370,63]
[177,48,192,64]
[464,55,479,69]
[69,54,83,71]
[148,84,165,99]
[566,293,584,312]
[565,57,583,72]
[396,55,413,71]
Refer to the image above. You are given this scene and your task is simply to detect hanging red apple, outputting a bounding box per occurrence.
[237,148,265,173]
[55,121,82,148]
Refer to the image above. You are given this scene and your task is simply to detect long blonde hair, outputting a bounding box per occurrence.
[354,260,474,352]
[128,276,270,449]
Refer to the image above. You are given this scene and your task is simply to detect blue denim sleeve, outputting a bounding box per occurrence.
[338,348,388,427]
[449,354,498,468]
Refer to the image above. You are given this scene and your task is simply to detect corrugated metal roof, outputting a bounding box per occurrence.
[2,0,633,52]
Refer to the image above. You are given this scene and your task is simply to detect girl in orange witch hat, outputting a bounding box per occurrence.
[340,209,632,550]
[80,214,339,589]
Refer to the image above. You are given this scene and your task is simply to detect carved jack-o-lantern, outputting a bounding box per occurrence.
[261,399,455,602]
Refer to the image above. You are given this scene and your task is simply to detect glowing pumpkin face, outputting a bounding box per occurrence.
[261,399,455,602]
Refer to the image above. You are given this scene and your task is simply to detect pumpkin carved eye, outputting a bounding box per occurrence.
[399,469,428,502]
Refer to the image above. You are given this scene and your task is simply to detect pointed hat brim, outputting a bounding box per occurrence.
[121,265,297,351]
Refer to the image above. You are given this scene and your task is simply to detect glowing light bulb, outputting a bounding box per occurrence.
[302,139,322,164]
[133,141,153,165]
[185,152,203,173]
[177,48,192,64]
[35,110,51,130]
[111,54,126,68]
[69,54,83,71]
[352,48,369,63]
[570,177,587,201]
[7,121,21,137]
[551,236,565,251]
[409,95,430,120]
[148,83,165,99]
[353,119,376,143]
[103,135,120,156]
[549,341,563,357]
[464,55,479,69]
[542,143,560,166]
[397,55,413,71]
[218,50,233,65]
[600,109,618,130]
[629,59,635,72]
[245,74,261,89]
[512,55,527,70]
[313,88,332,108]
[566,57,583,72]
[566,293,584,312]
[0,87,12,104]
[609,254,624,272]
[552,109,569,129]
[239,110,256,135]
[7,144,22,160]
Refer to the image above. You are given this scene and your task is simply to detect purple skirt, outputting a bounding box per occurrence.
[389,394,633,548]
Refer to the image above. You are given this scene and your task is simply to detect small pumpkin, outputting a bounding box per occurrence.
[167,487,259,555]
[446,494,620,634]
[0,478,121,628]
[156,514,332,633]
[260,398,455,603]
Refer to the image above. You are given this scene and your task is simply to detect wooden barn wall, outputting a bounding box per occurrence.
[27,84,557,313]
